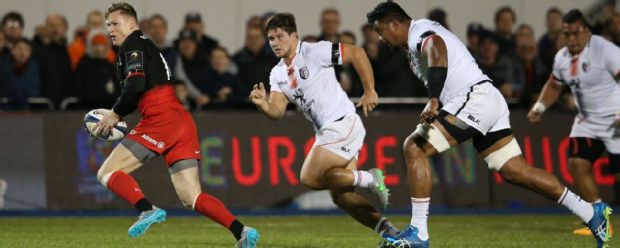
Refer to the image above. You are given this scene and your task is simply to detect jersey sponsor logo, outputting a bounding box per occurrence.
[125,50,144,72]
[140,34,148,40]
[292,88,315,116]
[276,81,287,86]
[299,65,309,79]
[141,134,158,146]
[341,146,351,153]
[129,130,137,135]
[157,142,165,149]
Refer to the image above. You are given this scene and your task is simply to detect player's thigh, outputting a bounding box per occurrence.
[405,110,479,157]
[98,140,150,178]
[169,160,201,206]
[475,130,522,172]
[568,137,605,166]
[300,145,350,183]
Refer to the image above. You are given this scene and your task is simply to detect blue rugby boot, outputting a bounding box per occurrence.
[586,202,612,248]
[128,207,167,238]
[382,225,429,248]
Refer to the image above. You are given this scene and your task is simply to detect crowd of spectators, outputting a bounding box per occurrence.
[0,4,618,111]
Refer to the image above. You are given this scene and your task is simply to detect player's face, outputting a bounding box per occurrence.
[106,11,134,46]
[267,28,296,58]
[373,20,400,48]
[562,22,589,55]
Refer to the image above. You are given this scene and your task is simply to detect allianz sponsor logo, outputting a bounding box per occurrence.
[141,134,165,148]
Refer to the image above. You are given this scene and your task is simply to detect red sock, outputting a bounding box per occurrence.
[106,171,146,205]
[194,192,236,228]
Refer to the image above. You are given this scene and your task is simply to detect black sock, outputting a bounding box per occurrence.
[135,198,153,212]
[229,219,244,240]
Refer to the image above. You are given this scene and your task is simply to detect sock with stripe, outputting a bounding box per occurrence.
[194,192,244,240]
[558,187,594,223]
[411,197,430,241]
[106,171,152,212]
[351,170,375,188]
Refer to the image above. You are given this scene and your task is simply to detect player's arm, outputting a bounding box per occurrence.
[249,82,289,121]
[420,34,448,125]
[527,75,564,124]
[341,44,378,117]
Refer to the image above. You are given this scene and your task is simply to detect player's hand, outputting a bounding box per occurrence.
[527,110,542,124]
[249,82,268,107]
[356,90,378,117]
[421,98,440,126]
[93,109,120,137]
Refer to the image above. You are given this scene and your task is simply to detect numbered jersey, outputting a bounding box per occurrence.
[115,30,172,105]
[551,35,620,118]
[406,19,489,102]
[269,41,355,129]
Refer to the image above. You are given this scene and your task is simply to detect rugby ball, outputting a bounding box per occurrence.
[83,109,128,141]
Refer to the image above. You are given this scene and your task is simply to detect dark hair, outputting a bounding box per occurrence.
[367,1,411,24]
[211,46,230,58]
[321,8,339,17]
[494,6,516,24]
[563,9,591,29]
[13,37,31,48]
[150,13,167,28]
[105,2,138,21]
[547,7,562,17]
[2,11,24,28]
[340,31,356,44]
[265,13,297,34]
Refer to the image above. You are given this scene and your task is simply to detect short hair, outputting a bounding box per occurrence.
[265,13,297,34]
[13,37,31,48]
[105,2,138,21]
[494,6,516,24]
[211,46,230,58]
[563,9,591,29]
[150,13,167,28]
[321,8,339,17]
[2,11,24,28]
[340,31,356,44]
[547,7,562,17]
[366,1,412,24]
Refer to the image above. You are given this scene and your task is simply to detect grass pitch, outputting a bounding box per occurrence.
[0,215,616,247]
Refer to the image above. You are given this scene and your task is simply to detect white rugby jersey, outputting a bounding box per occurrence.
[551,35,620,118]
[406,19,489,102]
[269,40,355,129]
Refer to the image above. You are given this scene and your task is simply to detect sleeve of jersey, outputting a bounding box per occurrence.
[112,37,147,117]
[549,53,566,85]
[315,41,343,67]
[603,42,620,78]
[268,69,283,92]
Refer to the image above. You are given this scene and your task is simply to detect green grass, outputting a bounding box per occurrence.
[0,215,616,247]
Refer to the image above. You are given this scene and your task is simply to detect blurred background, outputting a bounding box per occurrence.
[0,0,619,214]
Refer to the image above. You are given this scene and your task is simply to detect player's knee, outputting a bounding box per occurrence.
[498,159,529,185]
[403,137,427,161]
[300,174,323,190]
[180,193,201,210]
[96,168,114,187]
[568,157,591,173]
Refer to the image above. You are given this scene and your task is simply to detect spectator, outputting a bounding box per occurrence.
[302,35,319,42]
[515,23,535,44]
[466,22,484,59]
[2,12,25,49]
[175,29,211,109]
[67,10,115,70]
[478,31,516,98]
[71,32,118,109]
[181,11,219,61]
[32,14,72,109]
[0,31,8,59]
[147,14,177,70]
[139,18,150,32]
[1,38,39,110]
[514,37,548,108]
[494,6,517,56]
[338,31,361,95]
[232,25,278,92]
[206,47,246,108]
[591,2,616,35]
[318,9,340,42]
[538,8,563,71]
[427,8,449,30]
[602,13,620,46]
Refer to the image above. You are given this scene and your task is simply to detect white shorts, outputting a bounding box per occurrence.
[570,115,620,153]
[314,113,365,160]
[442,81,511,135]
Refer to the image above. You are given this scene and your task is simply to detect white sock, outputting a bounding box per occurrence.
[351,170,375,188]
[375,217,399,236]
[558,187,594,223]
[411,197,430,241]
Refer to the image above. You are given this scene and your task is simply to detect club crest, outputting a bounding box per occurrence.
[299,65,309,79]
